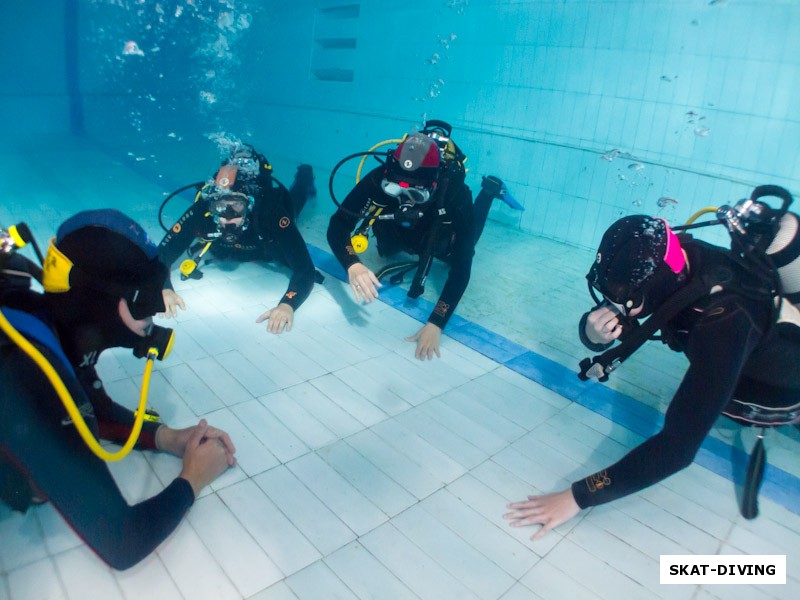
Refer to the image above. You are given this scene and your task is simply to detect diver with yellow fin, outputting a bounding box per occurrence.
[0,210,235,569]
[158,143,319,334]
[327,120,522,360]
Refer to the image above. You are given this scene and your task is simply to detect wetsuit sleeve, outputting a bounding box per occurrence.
[76,365,161,450]
[0,342,194,570]
[263,188,316,311]
[427,185,474,329]
[157,205,209,290]
[327,172,379,271]
[571,296,765,508]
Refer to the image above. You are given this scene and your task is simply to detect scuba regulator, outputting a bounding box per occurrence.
[681,185,799,304]
[1,222,43,291]
[158,181,211,280]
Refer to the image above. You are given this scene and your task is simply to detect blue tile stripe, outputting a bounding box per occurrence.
[308,243,800,516]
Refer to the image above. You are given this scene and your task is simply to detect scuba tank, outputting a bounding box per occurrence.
[767,210,800,304]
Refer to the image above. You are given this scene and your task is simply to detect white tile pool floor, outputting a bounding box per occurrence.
[1,136,798,599]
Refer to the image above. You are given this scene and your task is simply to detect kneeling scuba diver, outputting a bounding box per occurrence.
[2,209,236,570]
[327,120,524,360]
[157,144,321,334]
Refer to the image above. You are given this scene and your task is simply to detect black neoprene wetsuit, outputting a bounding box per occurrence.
[159,181,316,311]
[0,302,194,570]
[573,239,800,508]
[327,166,475,329]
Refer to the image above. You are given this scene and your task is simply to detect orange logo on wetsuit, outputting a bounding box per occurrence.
[434,301,450,317]
[279,217,290,228]
[172,223,181,233]
[345,245,355,255]
[285,291,297,299]
[586,470,611,493]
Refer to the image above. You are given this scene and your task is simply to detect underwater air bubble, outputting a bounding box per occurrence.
[122,40,144,56]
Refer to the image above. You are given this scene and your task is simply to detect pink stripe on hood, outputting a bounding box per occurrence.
[662,219,686,273]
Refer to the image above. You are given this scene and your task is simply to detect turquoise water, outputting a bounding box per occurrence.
[1,1,800,587]
[5,2,799,232]
[0,0,800,598]
[3,0,800,458]
[3,0,799,476]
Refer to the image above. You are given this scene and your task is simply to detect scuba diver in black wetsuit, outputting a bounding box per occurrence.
[0,210,235,569]
[504,191,800,538]
[327,123,522,360]
[158,144,319,334]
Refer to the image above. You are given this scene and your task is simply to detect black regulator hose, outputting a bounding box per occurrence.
[158,182,206,232]
[751,184,793,214]
[328,151,388,216]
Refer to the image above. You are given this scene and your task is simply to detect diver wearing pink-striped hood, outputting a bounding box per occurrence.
[505,209,800,539]
[586,215,688,319]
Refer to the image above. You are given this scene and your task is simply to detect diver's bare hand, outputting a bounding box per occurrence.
[179,420,234,497]
[347,263,382,303]
[504,489,580,540]
[585,305,623,345]
[157,423,236,464]
[256,302,294,334]
[405,323,442,360]
[160,289,186,319]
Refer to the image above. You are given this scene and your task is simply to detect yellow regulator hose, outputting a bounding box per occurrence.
[0,308,155,462]
[685,206,718,225]
[355,137,406,183]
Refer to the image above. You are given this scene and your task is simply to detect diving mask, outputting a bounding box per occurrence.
[380,179,432,205]
[208,192,252,219]
[588,281,643,317]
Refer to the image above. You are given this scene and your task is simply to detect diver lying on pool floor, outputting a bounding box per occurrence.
[1,210,235,569]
